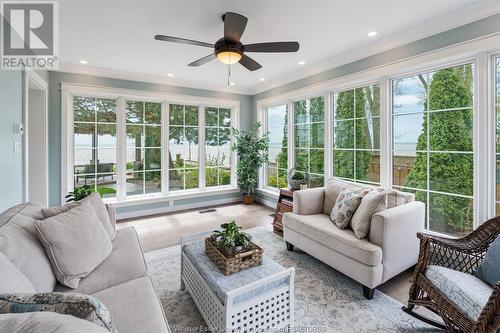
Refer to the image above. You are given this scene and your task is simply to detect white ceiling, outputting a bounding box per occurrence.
[58,0,500,94]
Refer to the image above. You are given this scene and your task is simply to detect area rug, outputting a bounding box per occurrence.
[145,227,438,333]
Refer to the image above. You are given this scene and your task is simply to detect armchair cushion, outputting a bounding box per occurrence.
[425,265,492,321]
[476,235,500,287]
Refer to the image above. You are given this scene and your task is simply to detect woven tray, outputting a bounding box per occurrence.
[205,237,263,276]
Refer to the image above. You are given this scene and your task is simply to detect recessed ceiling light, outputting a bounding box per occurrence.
[298,61,306,65]
[229,82,235,86]
[367,31,378,37]
[79,60,88,65]
[259,78,266,82]
[167,73,174,77]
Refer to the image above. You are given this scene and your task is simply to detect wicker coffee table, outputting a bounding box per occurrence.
[180,231,295,333]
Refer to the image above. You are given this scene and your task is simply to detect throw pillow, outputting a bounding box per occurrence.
[41,202,80,219]
[0,292,116,332]
[350,191,387,239]
[330,189,364,229]
[476,235,500,286]
[41,193,115,240]
[35,202,112,288]
[81,193,115,240]
[375,188,410,208]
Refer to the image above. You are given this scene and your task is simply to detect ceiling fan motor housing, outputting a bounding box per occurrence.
[214,38,244,57]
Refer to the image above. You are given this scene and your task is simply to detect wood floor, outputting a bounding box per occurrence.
[117,203,413,305]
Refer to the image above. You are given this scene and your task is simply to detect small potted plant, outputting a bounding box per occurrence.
[205,221,263,275]
[231,122,269,205]
[65,185,95,202]
[287,168,308,190]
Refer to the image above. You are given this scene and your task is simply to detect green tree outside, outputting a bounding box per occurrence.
[405,66,473,234]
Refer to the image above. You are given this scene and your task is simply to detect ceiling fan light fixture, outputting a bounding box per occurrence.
[217,51,242,65]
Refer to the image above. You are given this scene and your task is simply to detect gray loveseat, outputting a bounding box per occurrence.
[0,202,170,333]
[283,179,425,299]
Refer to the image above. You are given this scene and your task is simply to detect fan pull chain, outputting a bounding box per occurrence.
[227,62,231,86]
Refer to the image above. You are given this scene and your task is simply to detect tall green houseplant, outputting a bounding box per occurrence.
[232,122,269,203]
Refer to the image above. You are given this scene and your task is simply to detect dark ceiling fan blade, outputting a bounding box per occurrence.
[239,54,262,71]
[154,35,213,48]
[244,42,300,53]
[223,12,248,42]
[188,54,216,67]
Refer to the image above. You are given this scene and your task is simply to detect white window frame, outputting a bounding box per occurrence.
[256,33,500,235]
[61,83,240,206]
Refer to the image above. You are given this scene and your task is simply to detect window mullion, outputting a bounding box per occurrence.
[161,102,169,195]
[380,77,391,188]
[116,98,126,200]
[199,104,206,190]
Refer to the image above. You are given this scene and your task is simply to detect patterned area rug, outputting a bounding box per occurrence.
[145,227,438,333]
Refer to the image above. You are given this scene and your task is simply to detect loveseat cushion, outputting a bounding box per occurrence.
[323,179,373,215]
[55,227,147,295]
[283,213,382,266]
[0,312,111,333]
[425,265,492,320]
[0,202,57,292]
[91,277,170,333]
[0,252,35,293]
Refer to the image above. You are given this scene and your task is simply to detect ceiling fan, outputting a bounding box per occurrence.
[154,12,300,71]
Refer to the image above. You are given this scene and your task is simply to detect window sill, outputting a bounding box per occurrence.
[103,186,240,208]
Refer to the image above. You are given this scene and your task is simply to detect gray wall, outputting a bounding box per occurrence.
[48,71,253,207]
[0,71,24,212]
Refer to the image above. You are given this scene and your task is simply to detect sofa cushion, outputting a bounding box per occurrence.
[283,213,382,266]
[425,265,491,320]
[35,202,112,288]
[92,277,170,333]
[351,191,387,239]
[55,227,148,294]
[0,202,57,292]
[0,252,36,293]
[330,189,364,229]
[0,292,116,332]
[476,235,500,286]
[0,312,111,333]
[323,178,373,215]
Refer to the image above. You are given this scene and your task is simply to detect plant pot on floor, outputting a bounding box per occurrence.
[243,195,254,205]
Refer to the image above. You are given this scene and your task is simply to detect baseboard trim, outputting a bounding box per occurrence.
[116,197,241,220]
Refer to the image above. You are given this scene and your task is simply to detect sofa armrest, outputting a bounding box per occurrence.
[293,187,325,215]
[369,201,425,282]
[105,204,116,235]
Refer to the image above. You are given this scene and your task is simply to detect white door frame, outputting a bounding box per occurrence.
[23,70,49,205]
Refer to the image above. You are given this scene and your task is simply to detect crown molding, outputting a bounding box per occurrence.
[55,63,255,95]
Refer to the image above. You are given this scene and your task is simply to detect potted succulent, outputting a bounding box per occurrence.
[232,122,269,204]
[287,168,308,190]
[205,221,263,275]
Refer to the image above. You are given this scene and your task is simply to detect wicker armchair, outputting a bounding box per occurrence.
[403,217,500,333]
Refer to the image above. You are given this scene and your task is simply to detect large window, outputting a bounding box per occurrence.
[293,97,325,188]
[333,84,380,184]
[265,104,288,189]
[73,96,117,198]
[392,63,474,236]
[205,107,232,187]
[68,91,238,202]
[168,104,199,191]
[125,101,162,195]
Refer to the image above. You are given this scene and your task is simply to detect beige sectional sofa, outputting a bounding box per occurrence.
[283,179,425,299]
[0,202,170,333]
